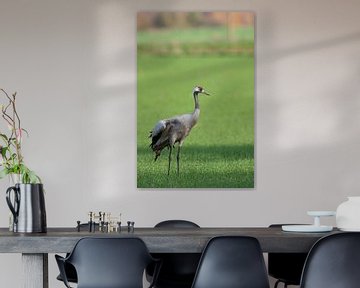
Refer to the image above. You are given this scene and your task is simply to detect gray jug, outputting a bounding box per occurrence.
[6,183,47,233]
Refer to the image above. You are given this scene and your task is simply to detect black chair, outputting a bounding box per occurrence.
[56,262,77,284]
[56,223,99,284]
[55,237,160,288]
[268,224,308,288]
[147,220,201,288]
[300,232,360,288]
[191,236,270,288]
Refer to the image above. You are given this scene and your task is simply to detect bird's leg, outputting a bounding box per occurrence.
[176,145,181,175]
[168,145,172,176]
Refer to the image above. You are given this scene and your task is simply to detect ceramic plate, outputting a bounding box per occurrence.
[282,225,333,232]
[307,211,336,217]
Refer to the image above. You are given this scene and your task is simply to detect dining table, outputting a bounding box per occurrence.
[0,226,340,288]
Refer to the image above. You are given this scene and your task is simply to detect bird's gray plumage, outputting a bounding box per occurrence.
[149,86,210,175]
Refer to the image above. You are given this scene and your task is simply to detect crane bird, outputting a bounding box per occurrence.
[149,86,210,175]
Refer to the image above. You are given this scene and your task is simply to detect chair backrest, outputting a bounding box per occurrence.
[191,236,270,288]
[149,220,201,287]
[66,237,154,288]
[300,232,360,288]
[268,224,308,285]
[155,219,200,228]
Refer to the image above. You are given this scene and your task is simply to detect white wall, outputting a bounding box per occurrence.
[0,0,360,287]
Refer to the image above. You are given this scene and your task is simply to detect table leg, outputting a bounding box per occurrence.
[22,253,48,288]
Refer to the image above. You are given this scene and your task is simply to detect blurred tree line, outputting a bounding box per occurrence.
[138,12,254,31]
[137,12,254,56]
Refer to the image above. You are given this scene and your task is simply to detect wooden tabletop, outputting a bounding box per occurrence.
[0,227,340,253]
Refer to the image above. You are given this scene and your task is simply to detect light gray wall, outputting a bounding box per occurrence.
[0,0,360,287]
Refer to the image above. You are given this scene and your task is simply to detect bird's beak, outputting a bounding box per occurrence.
[202,91,210,96]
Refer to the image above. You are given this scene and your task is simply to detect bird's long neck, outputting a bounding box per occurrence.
[193,92,200,110]
[191,92,200,125]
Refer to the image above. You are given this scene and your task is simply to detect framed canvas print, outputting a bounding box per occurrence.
[137,12,255,188]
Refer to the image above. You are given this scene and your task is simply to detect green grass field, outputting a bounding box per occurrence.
[137,54,254,188]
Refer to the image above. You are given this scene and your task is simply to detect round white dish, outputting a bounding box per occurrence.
[282,225,333,233]
[307,211,336,217]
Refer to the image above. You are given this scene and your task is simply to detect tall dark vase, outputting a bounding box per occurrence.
[6,183,47,233]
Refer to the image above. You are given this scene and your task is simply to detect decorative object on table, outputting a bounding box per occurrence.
[0,89,41,183]
[6,183,46,233]
[137,12,255,188]
[76,221,81,232]
[127,221,135,233]
[79,211,122,233]
[336,196,360,231]
[0,88,46,233]
[282,211,336,232]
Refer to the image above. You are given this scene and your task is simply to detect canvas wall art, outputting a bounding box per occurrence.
[137,12,255,188]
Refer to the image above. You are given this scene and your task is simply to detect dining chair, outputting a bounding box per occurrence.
[191,236,270,288]
[56,223,99,284]
[55,237,161,288]
[146,220,201,288]
[268,224,308,288]
[300,232,360,288]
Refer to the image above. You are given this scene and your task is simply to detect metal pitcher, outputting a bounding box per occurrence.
[6,183,47,233]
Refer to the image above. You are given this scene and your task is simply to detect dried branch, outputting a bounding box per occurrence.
[0,88,40,183]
